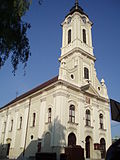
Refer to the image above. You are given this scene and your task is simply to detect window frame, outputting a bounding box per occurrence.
[10,119,13,131]
[48,108,52,123]
[33,113,36,127]
[83,29,86,44]
[19,116,22,129]
[84,67,89,79]
[86,109,91,126]
[68,29,71,44]
[69,105,75,123]
[99,113,104,129]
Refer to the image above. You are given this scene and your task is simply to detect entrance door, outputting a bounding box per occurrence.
[85,136,91,158]
[6,143,10,156]
[68,133,76,146]
[100,138,106,159]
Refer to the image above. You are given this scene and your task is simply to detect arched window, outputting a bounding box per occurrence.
[69,105,75,123]
[68,29,71,44]
[48,108,52,123]
[99,114,104,129]
[83,29,86,43]
[100,138,106,159]
[33,113,36,127]
[10,119,13,131]
[84,67,89,79]
[85,136,91,158]
[19,116,22,129]
[68,133,76,146]
[86,109,91,126]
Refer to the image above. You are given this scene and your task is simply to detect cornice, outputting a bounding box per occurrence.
[0,77,109,113]
[59,47,96,62]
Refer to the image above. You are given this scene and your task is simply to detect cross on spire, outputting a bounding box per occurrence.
[75,0,79,9]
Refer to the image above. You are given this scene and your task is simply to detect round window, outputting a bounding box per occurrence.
[71,74,74,79]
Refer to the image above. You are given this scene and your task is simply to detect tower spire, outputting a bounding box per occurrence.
[75,0,79,9]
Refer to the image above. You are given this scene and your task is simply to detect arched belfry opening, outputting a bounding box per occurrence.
[68,132,76,146]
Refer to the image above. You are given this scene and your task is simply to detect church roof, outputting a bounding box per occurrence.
[0,76,58,110]
[66,0,88,18]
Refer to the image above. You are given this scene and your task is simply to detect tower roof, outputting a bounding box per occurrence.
[66,0,88,18]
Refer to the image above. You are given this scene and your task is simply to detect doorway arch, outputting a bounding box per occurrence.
[85,136,93,159]
[68,132,76,146]
[6,138,11,157]
[100,138,106,159]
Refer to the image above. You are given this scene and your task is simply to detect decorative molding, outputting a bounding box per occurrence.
[84,105,93,110]
[53,91,70,98]
[67,66,78,73]
[68,100,78,106]
[68,121,78,126]
[60,47,95,62]
[85,129,93,136]
[98,109,105,114]
[40,97,46,102]
[99,128,107,132]
[85,125,94,129]
[99,132,106,137]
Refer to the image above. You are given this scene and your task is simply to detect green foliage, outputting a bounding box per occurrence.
[0,0,32,74]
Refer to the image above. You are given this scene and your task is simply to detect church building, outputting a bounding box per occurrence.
[0,1,111,160]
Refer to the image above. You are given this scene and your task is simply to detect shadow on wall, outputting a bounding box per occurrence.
[0,143,10,159]
[0,117,66,160]
[40,117,66,159]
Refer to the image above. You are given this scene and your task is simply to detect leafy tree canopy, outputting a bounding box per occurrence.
[0,0,42,74]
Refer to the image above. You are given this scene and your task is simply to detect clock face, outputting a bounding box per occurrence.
[67,17,72,24]
[82,17,86,24]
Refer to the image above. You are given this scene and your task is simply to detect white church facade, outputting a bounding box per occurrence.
[0,1,111,160]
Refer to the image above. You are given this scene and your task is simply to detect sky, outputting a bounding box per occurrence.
[0,0,120,138]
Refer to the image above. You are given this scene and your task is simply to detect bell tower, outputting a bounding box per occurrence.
[59,0,95,87]
[61,0,93,57]
[59,0,108,99]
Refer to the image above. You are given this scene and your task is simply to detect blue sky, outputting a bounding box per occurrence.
[0,0,120,137]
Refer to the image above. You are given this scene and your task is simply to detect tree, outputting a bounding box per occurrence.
[0,0,42,74]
